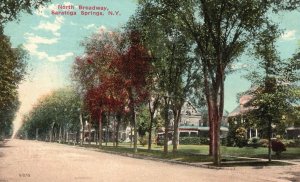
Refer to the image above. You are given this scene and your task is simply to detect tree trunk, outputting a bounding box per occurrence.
[88,117,91,146]
[113,115,116,147]
[148,114,154,151]
[80,112,84,146]
[59,126,62,143]
[129,87,138,153]
[106,113,109,146]
[163,99,170,155]
[130,126,133,148]
[98,110,102,148]
[147,97,159,151]
[268,117,272,162]
[163,117,169,155]
[116,116,121,147]
[172,109,181,153]
[133,107,138,153]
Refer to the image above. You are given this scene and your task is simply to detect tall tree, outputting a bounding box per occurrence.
[127,13,201,154]
[113,30,152,152]
[246,30,300,161]
[0,35,27,138]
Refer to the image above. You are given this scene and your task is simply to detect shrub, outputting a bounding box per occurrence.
[235,127,247,148]
[200,137,210,145]
[282,139,300,147]
[139,136,148,146]
[221,137,227,146]
[271,139,286,156]
[259,139,269,147]
[179,137,209,145]
[248,137,260,148]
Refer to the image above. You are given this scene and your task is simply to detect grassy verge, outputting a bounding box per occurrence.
[60,141,300,166]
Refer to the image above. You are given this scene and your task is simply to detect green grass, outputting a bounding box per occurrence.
[63,141,300,166]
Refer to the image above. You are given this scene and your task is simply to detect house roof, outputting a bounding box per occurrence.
[228,105,255,117]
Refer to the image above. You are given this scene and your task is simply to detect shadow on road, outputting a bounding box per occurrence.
[0,139,13,149]
[280,171,300,182]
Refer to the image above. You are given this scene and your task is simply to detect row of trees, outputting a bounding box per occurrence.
[19,88,82,141]
[0,0,53,138]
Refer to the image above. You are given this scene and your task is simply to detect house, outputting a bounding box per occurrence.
[228,93,259,139]
[176,101,229,139]
[228,87,300,139]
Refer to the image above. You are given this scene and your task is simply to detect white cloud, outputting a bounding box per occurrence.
[47,52,74,62]
[84,24,96,30]
[24,32,74,62]
[35,16,65,37]
[24,33,58,44]
[281,30,297,41]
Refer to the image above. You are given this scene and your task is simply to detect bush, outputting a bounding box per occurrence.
[221,137,227,146]
[282,139,300,147]
[271,139,286,156]
[139,136,148,146]
[235,127,247,148]
[179,137,209,145]
[248,137,260,148]
[259,139,269,147]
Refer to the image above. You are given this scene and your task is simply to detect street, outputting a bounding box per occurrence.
[0,139,299,182]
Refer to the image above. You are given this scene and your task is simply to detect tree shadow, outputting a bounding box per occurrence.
[0,140,13,149]
[280,171,300,182]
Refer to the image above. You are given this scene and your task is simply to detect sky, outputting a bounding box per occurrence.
[3,0,300,135]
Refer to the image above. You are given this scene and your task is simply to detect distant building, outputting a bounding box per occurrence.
[175,101,229,139]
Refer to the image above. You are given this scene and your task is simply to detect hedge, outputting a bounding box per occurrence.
[179,137,209,145]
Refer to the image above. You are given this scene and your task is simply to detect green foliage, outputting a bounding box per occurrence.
[19,88,81,140]
[235,127,248,147]
[0,0,51,30]
[137,105,150,137]
[247,137,260,148]
[0,35,27,109]
[281,139,300,147]
[179,137,209,145]
[0,35,27,137]
[138,136,148,146]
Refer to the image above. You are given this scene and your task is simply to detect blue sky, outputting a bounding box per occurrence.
[3,0,300,132]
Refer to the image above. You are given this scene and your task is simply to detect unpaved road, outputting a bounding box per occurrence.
[0,139,299,182]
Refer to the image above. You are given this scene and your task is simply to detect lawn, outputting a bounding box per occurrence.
[66,141,300,166]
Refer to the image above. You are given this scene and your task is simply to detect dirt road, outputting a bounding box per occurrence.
[0,139,299,182]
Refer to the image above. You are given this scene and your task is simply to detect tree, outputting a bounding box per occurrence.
[244,23,300,161]
[114,30,152,152]
[0,0,51,31]
[0,35,27,138]
[127,13,201,154]
[72,30,125,147]
[0,97,20,138]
